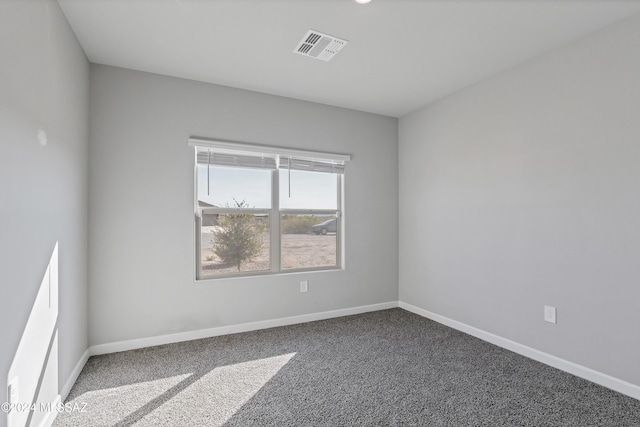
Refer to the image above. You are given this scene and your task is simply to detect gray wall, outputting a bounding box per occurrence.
[0,1,89,426]
[399,14,640,386]
[89,65,398,346]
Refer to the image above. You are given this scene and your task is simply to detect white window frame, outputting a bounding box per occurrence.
[190,137,350,280]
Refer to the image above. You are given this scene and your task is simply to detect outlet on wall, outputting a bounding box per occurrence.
[8,377,18,404]
[300,280,308,293]
[544,306,557,324]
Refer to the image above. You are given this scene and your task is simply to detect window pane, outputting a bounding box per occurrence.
[281,214,337,270]
[200,213,270,277]
[198,165,271,209]
[279,170,337,210]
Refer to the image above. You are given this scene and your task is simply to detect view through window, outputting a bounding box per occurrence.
[193,141,348,279]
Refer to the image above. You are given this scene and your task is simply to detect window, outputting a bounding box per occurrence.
[191,138,350,279]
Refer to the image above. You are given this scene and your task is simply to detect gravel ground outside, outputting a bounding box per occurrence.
[200,227,337,275]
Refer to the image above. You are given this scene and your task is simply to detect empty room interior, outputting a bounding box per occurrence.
[2,0,640,426]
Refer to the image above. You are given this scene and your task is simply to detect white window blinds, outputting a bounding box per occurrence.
[196,151,277,170]
[278,156,345,174]
[189,137,350,174]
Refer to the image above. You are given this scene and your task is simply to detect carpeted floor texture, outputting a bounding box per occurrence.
[53,308,640,426]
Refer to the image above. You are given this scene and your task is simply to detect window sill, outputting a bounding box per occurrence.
[194,266,344,283]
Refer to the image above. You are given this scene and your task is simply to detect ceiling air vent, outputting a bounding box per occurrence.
[293,30,348,62]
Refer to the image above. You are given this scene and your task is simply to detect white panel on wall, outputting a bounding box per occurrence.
[0,2,90,427]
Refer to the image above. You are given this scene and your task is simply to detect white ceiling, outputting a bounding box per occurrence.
[58,0,640,118]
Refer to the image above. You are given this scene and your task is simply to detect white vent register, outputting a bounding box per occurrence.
[294,30,348,61]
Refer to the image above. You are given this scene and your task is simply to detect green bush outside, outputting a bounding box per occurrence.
[212,200,263,270]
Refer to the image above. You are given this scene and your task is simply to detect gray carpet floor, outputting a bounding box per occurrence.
[53,308,640,426]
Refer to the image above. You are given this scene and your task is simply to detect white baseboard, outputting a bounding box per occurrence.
[399,301,640,401]
[37,395,61,427]
[61,348,90,401]
[89,301,399,356]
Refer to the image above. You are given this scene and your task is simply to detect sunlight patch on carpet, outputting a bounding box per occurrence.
[134,352,297,426]
[75,373,192,425]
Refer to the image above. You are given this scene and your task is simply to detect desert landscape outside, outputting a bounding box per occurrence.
[199,214,338,277]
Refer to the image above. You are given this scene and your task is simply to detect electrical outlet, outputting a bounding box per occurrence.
[8,378,18,404]
[544,306,557,324]
[300,280,308,293]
